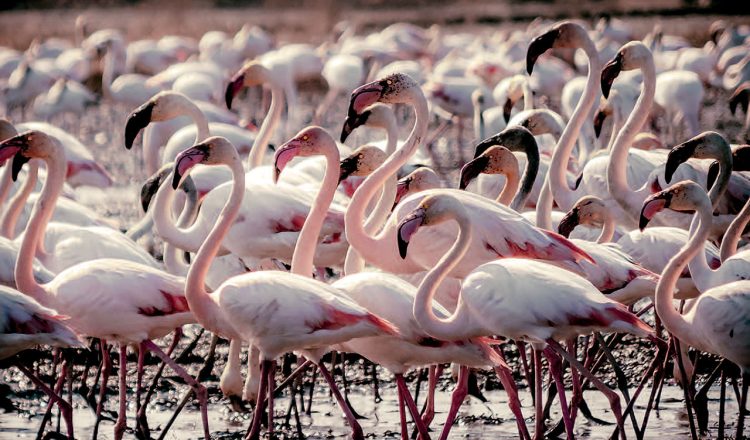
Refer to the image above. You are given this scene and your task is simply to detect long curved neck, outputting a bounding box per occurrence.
[606,107,623,152]
[152,176,207,253]
[291,144,340,277]
[186,157,245,338]
[413,209,474,340]
[535,177,554,230]
[607,60,656,222]
[247,82,284,169]
[0,163,14,208]
[510,144,539,211]
[496,170,520,206]
[656,196,712,350]
[522,81,533,111]
[720,195,750,261]
[101,51,115,100]
[686,214,714,292]
[344,118,399,275]
[549,40,601,211]
[142,126,163,176]
[345,90,429,264]
[184,101,210,145]
[473,98,485,140]
[1,160,38,238]
[163,185,200,276]
[597,211,616,243]
[16,147,66,306]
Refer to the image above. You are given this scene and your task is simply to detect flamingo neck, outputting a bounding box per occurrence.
[473,98,485,140]
[344,118,399,275]
[686,214,715,293]
[248,83,284,169]
[535,176,554,230]
[510,143,540,212]
[413,206,474,340]
[184,101,210,145]
[607,59,656,222]
[496,170,520,206]
[549,39,601,211]
[186,157,245,339]
[0,162,13,208]
[655,196,712,350]
[163,184,200,277]
[1,159,38,238]
[606,107,623,152]
[152,174,207,253]
[345,90,429,268]
[720,196,750,261]
[142,126,162,176]
[522,81,533,111]
[597,212,616,243]
[16,146,66,307]
[291,143,340,277]
[101,51,115,101]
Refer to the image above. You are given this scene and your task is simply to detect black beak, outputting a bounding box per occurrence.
[557,208,580,238]
[124,101,154,149]
[732,145,750,172]
[593,110,607,138]
[459,155,489,190]
[11,153,30,182]
[473,136,497,159]
[396,209,425,259]
[665,138,697,183]
[225,74,244,110]
[526,29,559,75]
[503,98,514,123]
[339,153,359,183]
[140,164,172,212]
[340,110,369,143]
[706,160,720,191]
[573,171,584,190]
[729,87,749,116]
[601,53,623,99]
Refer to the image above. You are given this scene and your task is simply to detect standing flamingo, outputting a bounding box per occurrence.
[640,181,750,439]
[0,131,209,440]
[171,129,399,440]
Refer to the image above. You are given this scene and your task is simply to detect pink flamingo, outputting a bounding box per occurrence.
[397,192,659,440]
[640,181,750,439]
[0,130,209,440]
[171,129,398,440]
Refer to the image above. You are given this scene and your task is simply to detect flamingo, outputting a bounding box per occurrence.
[0,287,82,438]
[397,192,658,440]
[343,73,593,278]
[0,131,209,440]
[640,181,750,439]
[171,130,398,440]
[729,81,750,142]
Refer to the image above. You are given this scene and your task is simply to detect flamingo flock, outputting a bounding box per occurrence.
[0,13,749,440]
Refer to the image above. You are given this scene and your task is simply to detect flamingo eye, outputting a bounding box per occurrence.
[302,135,309,141]
[386,79,393,85]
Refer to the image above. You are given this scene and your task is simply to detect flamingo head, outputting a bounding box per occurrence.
[502,75,526,122]
[397,194,464,258]
[347,73,419,117]
[527,21,589,74]
[473,125,537,159]
[665,131,730,184]
[602,41,651,98]
[125,91,194,149]
[394,167,440,209]
[639,181,706,230]
[172,136,237,189]
[708,144,750,189]
[274,126,334,184]
[338,145,387,183]
[0,130,56,181]
[729,82,749,116]
[340,109,371,143]
[558,196,608,238]
[225,61,271,110]
[340,103,394,143]
[515,109,562,139]
[141,162,196,212]
[459,146,518,190]
[593,97,612,138]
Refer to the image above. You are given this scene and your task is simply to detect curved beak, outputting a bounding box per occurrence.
[225,73,245,110]
[124,101,154,149]
[11,153,30,182]
[729,87,749,116]
[273,140,301,184]
[503,98,515,123]
[338,152,359,183]
[639,192,671,230]
[393,176,411,208]
[526,29,559,75]
[348,81,384,117]
[396,207,426,259]
[172,144,207,189]
[557,208,580,238]
[732,145,750,172]
[665,138,697,183]
[601,53,623,99]
[473,135,497,159]
[459,155,489,190]
[593,110,607,138]
[141,164,172,212]
[706,160,720,191]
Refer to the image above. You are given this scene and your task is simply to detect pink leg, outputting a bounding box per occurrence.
[737,373,748,440]
[547,339,625,440]
[93,340,112,439]
[421,364,439,427]
[267,360,276,438]
[272,359,313,395]
[543,347,574,440]
[395,374,431,440]
[114,345,127,440]
[438,365,468,440]
[398,382,409,440]
[517,341,534,403]
[316,362,364,440]
[16,363,74,439]
[494,363,531,440]
[246,360,271,440]
[566,338,582,425]
[141,339,210,440]
[533,348,544,440]
[135,344,146,436]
